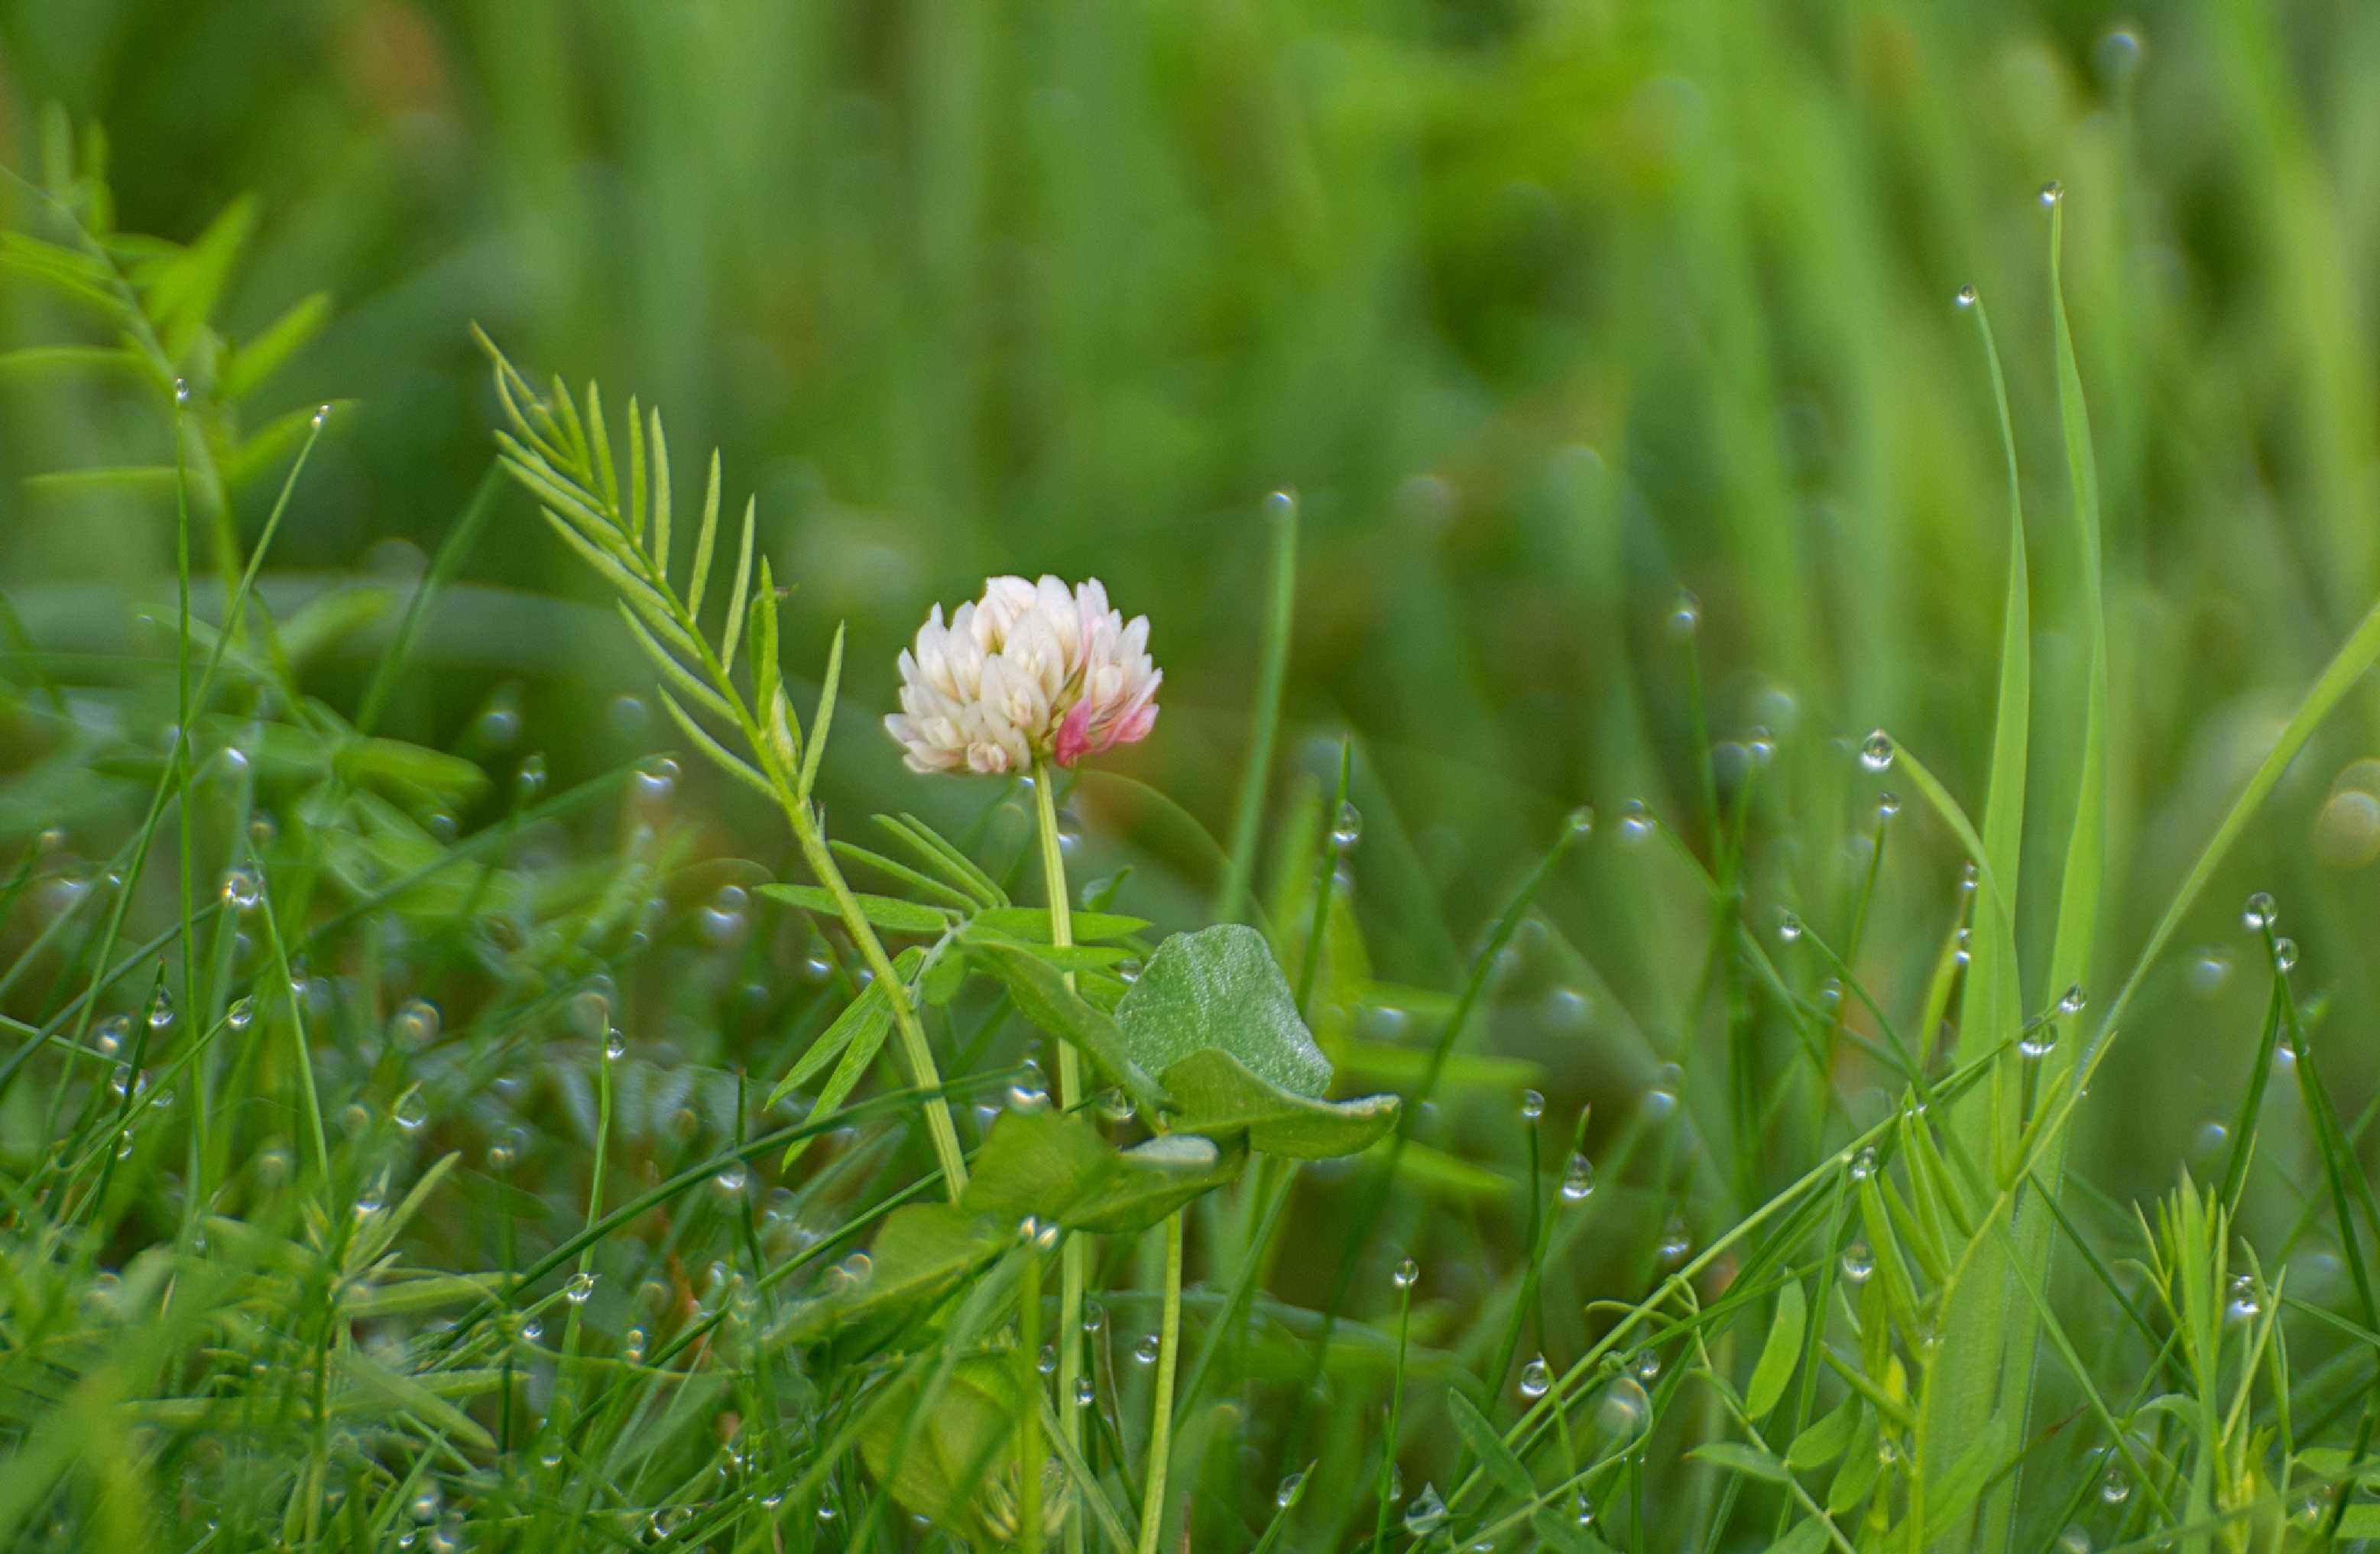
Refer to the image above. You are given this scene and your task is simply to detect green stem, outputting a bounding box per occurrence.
[1020,1247,1046,1554]
[1031,756,1088,1554]
[786,818,968,1198]
[1136,1211,1185,1554]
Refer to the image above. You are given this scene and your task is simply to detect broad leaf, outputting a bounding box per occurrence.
[857,1356,1029,1543]
[961,1111,1241,1235]
[963,938,1168,1111]
[1117,924,1328,1096]
[1153,1048,1398,1160]
[776,1203,1006,1344]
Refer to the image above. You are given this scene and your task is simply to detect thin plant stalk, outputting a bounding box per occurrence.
[1032,754,1089,1554]
[1136,1210,1185,1554]
[1020,1246,1046,1554]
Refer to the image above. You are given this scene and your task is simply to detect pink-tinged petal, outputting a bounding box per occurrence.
[1112,702,1159,748]
[1053,696,1097,767]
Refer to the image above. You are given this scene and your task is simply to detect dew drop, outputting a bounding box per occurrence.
[1840,1241,1875,1283]
[1519,1355,1552,1399]
[1669,590,1701,636]
[148,987,177,1033]
[1402,1484,1448,1536]
[173,378,192,407]
[391,998,441,1046]
[2274,937,2299,972]
[1558,1151,1597,1202]
[226,998,255,1031]
[1875,790,1901,822]
[1776,910,1803,945]
[1392,1257,1419,1290]
[1858,729,1895,772]
[1954,284,1978,309]
[1133,1333,1161,1364]
[394,1091,430,1131]
[219,866,264,912]
[1655,1216,1691,1264]
[1616,799,1654,844]
[2242,891,2276,932]
[1276,1470,1306,1509]
[1850,1146,1878,1182]
[2100,1468,2130,1506]
[1075,1375,1096,1407]
[1595,1377,1651,1439]
[1519,1088,1545,1122]
[633,757,680,803]
[715,1162,749,1196]
[93,1015,128,1059]
[2018,1021,2057,1060]
[1331,802,1363,850]
[2040,180,2065,207]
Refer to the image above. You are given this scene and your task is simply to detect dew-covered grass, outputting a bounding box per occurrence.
[8,4,2380,1552]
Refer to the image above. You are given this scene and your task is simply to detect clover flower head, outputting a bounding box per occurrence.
[886,575,1161,776]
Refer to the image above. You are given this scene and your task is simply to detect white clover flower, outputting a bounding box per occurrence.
[887,575,1161,776]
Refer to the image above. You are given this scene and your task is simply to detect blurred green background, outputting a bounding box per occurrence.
[6,0,2380,1222]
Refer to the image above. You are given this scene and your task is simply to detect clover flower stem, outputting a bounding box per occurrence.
[1031,755,1090,1554]
[1136,1210,1185,1554]
[786,817,969,1198]
[1018,1245,1045,1554]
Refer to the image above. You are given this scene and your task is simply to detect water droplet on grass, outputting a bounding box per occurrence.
[2243,891,2276,931]
[392,998,440,1046]
[219,867,263,912]
[1776,910,1803,944]
[1402,1484,1447,1536]
[1858,729,1895,772]
[1519,1088,1545,1121]
[1559,1152,1597,1202]
[1331,802,1363,849]
[1519,1355,1552,1398]
[1841,1241,1874,1283]
[1596,1377,1650,1439]
[1393,1257,1419,1290]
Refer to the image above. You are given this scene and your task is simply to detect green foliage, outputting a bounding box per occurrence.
[12,5,2380,1552]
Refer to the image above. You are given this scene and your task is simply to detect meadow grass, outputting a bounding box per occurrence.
[8,3,2380,1552]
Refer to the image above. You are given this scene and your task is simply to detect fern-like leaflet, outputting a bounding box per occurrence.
[475,326,970,1197]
